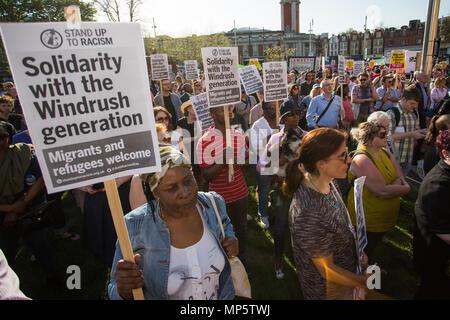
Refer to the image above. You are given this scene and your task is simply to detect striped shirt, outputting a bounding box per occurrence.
[289,182,357,300]
[387,104,419,165]
[196,127,249,204]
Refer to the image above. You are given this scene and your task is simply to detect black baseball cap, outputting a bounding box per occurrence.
[279,100,301,122]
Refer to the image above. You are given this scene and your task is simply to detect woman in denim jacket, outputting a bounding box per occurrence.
[108,144,238,300]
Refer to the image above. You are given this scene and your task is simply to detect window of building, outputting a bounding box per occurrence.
[243,45,248,57]
[253,44,259,56]
[376,32,381,37]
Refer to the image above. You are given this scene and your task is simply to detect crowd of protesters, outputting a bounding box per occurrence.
[0,60,449,300]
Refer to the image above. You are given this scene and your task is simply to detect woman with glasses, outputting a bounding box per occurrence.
[154,106,182,151]
[284,128,369,300]
[287,84,303,109]
[347,122,410,261]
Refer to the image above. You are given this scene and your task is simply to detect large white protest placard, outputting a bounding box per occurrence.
[239,64,263,95]
[263,61,288,102]
[0,22,161,193]
[354,176,368,260]
[202,47,240,108]
[184,60,199,80]
[338,55,346,84]
[190,93,214,131]
[150,53,169,80]
[354,61,365,77]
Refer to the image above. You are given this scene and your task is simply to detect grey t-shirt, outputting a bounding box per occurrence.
[289,182,358,300]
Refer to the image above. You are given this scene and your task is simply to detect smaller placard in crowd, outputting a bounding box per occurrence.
[184,60,200,80]
[150,53,169,80]
[239,64,263,95]
[201,47,241,108]
[353,61,365,77]
[190,92,214,131]
[263,61,288,102]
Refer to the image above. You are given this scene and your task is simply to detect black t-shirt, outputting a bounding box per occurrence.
[423,146,441,176]
[415,159,450,240]
[163,95,178,129]
[8,113,23,132]
[300,82,313,97]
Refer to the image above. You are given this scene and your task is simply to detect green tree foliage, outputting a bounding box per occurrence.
[264,46,295,62]
[0,0,96,22]
[144,33,232,66]
[0,0,96,79]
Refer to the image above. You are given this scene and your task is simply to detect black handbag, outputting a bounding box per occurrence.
[18,199,56,233]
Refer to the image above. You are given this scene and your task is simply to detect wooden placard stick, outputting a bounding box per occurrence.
[275,100,280,127]
[104,180,144,300]
[340,84,345,122]
[160,80,165,108]
[223,105,234,182]
[64,8,144,300]
[192,80,195,95]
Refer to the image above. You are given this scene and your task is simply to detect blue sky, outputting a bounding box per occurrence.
[96,0,450,38]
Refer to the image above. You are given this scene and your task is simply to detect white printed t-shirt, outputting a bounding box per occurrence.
[167,205,225,300]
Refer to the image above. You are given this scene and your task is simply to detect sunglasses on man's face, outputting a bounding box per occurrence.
[360,78,367,82]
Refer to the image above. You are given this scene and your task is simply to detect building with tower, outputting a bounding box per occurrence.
[280,0,300,33]
[225,0,320,66]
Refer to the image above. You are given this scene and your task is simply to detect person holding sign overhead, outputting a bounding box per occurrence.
[196,106,250,264]
[109,144,238,300]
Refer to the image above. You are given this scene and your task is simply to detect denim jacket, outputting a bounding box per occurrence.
[108,191,236,300]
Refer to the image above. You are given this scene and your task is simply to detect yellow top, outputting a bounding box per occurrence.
[346,146,400,233]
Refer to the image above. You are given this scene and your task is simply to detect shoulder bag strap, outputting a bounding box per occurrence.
[316,96,335,125]
[205,193,225,241]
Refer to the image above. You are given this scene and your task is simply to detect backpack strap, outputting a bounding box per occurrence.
[388,105,401,127]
